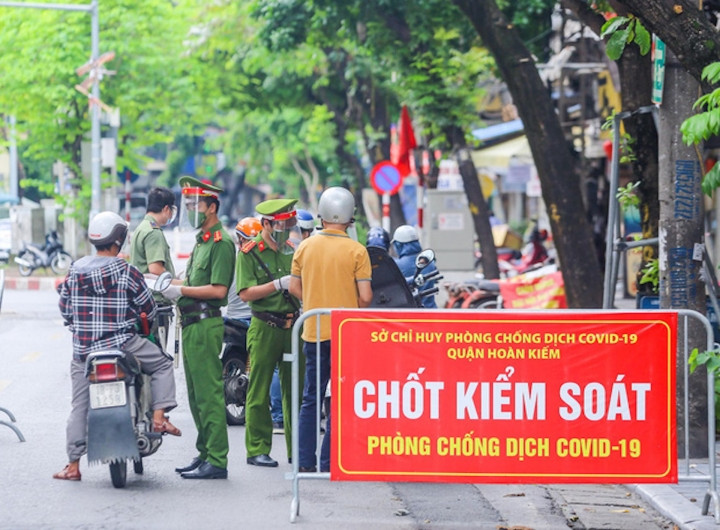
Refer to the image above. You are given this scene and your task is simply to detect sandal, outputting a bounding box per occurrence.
[154,418,182,436]
[53,464,81,481]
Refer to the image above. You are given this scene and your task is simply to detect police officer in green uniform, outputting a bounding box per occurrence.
[236,198,305,467]
[130,186,177,283]
[130,186,177,343]
[161,176,235,480]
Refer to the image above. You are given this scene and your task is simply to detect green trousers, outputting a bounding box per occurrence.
[245,319,304,458]
[182,316,229,468]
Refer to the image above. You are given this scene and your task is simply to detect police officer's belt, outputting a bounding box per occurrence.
[180,300,222,327]
[251,310,299,329]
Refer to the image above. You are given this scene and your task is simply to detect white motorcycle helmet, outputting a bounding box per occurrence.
[317,187,355,224]
[88,211,128,248]
[392,224,419,244]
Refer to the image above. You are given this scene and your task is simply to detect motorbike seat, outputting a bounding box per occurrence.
[224,318,249,344]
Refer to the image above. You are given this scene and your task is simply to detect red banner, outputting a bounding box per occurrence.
[499,270,567,309]
[331,311,677,483]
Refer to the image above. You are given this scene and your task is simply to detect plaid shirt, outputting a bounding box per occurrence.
[58,256,157,359]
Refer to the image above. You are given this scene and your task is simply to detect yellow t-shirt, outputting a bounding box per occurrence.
[291,228,372,342]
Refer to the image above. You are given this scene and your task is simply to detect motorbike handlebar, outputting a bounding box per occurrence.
[417,286,440,298]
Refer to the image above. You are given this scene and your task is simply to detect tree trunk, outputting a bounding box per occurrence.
[614,23,660,295]
[658,49,708,458]
[564,0,661,293]
[453,0,603,307]
[445,125,500,279]
[615,0,720,85]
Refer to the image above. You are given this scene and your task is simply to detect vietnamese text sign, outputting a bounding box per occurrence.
[499,270,567,309]
[331,311,677,483]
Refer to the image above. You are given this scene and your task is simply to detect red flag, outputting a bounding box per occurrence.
[393,105,417,177]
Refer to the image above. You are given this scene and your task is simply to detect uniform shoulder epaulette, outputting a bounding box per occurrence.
[241,240,257,253]
[213,230,222,243]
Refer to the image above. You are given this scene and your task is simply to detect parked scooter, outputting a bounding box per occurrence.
[369,247,442,308]
[497,224,551,278]
[443,278,501,309]
[15,230,73,276]
[221,319,249,426]
[84,310,167,489]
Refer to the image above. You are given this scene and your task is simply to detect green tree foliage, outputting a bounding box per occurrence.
[681,63,720,196]
[0,1,200,220]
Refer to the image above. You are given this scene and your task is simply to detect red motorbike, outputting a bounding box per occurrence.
[497,225,551,278]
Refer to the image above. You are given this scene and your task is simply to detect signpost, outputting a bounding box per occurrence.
[652,36,666,106]
[370,161,402,233]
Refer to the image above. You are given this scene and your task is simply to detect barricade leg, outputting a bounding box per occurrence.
[0,407,25,442]
[289,309,332,523]
[677,311,718,522]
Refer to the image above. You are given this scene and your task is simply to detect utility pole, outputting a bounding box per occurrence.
[0,0,102,218]
[657,48,708,458]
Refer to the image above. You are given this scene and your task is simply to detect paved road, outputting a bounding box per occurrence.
[0,287,682,529]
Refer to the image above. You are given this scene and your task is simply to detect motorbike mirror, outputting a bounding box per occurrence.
[154,271,173,292]
[415,249,435,271]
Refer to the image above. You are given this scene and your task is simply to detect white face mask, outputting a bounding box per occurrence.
[166,205,178,226]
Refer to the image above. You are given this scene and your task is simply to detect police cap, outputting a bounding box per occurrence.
[255,198,298,220]
[179,176,224,197]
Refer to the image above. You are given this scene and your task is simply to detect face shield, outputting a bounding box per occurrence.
[179,187,210,230]
[265,211,298,255]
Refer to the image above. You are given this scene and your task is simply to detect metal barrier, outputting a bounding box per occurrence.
[0,268,4,313]
[677,309,719,523]
[0,269,26,442]
[288,308,719,524]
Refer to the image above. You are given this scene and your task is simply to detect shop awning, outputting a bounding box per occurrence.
[471,135,533,169]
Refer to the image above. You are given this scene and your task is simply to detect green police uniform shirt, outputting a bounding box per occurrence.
[178,222,235,310]
[130,214,176,278]
[236,236,299,313]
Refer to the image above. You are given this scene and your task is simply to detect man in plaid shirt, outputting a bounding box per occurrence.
[53,212,180,482]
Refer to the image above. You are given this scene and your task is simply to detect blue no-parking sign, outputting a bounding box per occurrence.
[370,161,402,195]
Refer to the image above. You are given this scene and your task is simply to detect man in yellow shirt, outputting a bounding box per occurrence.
[289,187,372,472]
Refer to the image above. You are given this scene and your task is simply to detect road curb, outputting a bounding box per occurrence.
[3,276,63,291]
[631,483,719,530]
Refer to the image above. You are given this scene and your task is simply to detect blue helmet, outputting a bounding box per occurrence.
[296,209,316,232]
[366,226,390,250]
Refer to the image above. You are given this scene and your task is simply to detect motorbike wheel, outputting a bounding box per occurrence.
[469,296,499,309]
[133,458,144,475]
[109,460,127,488]
[222,352,247,426]
[50,251,73,275]
[16,251,34,277]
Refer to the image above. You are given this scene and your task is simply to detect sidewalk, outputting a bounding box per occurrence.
[633,455,720,529]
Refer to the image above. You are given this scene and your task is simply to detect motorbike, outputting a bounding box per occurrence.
[443,278,501,309]
[369,247,442,308]
[85,311,168,489]
[221,318,249,426]
[14,230,73,276]
[497,224,552,278]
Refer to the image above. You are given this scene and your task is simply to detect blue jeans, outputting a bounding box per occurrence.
[270,366,283,424]
[298,340,331,471]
